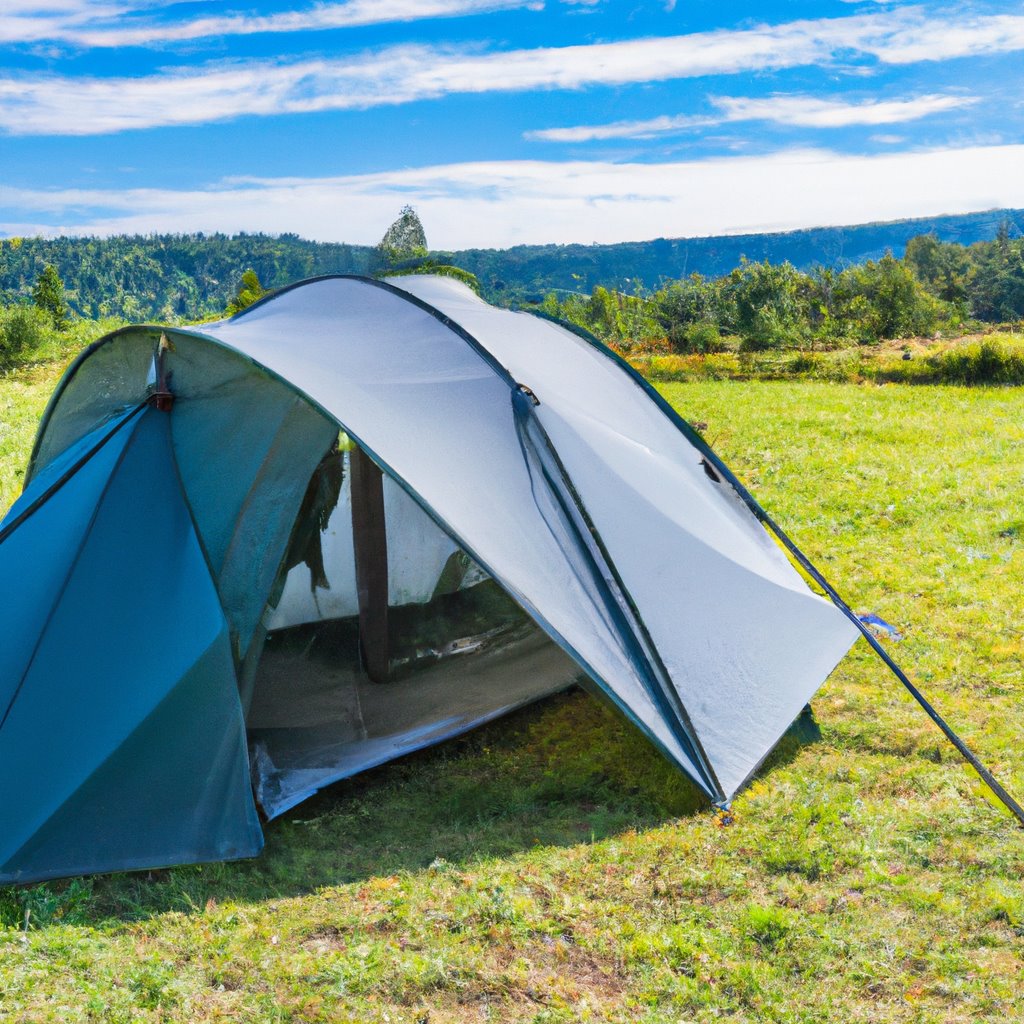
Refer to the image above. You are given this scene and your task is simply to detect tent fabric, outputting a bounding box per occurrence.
[383,274,859,796]
[0,407,261,883]
[0,273,858,884]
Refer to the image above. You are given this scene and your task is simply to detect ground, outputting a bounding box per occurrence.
[1,357,1023,1023]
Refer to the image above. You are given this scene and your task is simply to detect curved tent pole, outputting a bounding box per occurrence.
[532,310,1024,827]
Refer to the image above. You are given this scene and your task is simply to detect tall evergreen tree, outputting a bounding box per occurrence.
[33,264,69,330]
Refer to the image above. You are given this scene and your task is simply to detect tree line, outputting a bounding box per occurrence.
[0,233,378,322]
[2,222,1022,369]
[535,229,1024,351]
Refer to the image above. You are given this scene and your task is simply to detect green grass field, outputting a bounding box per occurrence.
[2,358,1024,1023]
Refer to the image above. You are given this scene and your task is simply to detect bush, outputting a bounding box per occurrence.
[837,254,946,341]
[930,338,1024,385]
[728,259,809,350]
[0,304,48,367]
[670,320,726,354]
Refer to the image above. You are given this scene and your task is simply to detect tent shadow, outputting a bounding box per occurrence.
[8,692,822,928]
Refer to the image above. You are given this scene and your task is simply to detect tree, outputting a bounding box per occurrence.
[836,254,944,340]
[226,269,266,315]
[904,234,972,305]
[726,259,809,350]
[967,237,1024,322]
[377,206,428,265]
[33,264,69,330]
[656,274,731,352]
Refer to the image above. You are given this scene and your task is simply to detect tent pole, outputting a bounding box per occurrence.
[350,446,390,684]
[761,513,1024,827]
[658,416,1024,826]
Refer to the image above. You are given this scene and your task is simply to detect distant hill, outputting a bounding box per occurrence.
[444,208,1024,302]
[1,208,1020,320]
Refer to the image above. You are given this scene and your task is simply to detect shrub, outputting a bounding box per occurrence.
[0,304,48,367]
[728,259,809,350]
[930,338,1024,385]
[671,320,726,354]
[837,254,946,341]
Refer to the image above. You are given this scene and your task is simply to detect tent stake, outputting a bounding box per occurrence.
[350,446,390,684]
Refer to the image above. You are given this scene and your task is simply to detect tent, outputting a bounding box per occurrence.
[0,274,859,885]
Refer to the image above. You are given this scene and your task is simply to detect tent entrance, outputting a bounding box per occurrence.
[245,440,580,818]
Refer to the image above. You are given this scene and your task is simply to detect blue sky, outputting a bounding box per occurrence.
[1,0,1023,247]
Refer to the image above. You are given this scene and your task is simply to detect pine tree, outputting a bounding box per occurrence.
[33,264,69,330]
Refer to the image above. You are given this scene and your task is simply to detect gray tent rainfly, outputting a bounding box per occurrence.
[0,274,1012,886]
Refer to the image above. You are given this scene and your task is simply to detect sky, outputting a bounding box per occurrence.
[1,0,1023,248]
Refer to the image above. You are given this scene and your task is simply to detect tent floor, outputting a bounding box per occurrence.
[247,619,580,818]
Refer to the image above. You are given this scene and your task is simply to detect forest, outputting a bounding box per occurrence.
[0,206,1021,324]
[1,215,1023,384]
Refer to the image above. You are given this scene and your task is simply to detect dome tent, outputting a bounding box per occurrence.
[0,274,859,885]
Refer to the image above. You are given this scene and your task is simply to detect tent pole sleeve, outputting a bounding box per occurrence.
[350,446,390,684]
[756,510,1024,827]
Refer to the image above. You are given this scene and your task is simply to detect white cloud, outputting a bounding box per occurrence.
[527,113,713,142]
[1,9,1022,135]
[869,12,1024,63]
[527,92,978,141]
[0,0,539,47]
[715,92,978,126]
[5,144,1024,247]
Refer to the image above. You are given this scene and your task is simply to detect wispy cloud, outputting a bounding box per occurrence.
[0,0,539,47]
[4,144,1023,247]
[2,9,1022,135]
[528,92,979,141]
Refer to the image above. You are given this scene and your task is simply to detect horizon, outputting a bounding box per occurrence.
[4,204,1020,254]
[2,1,1023,247]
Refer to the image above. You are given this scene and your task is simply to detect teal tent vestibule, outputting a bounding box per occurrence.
[0,275,857,884]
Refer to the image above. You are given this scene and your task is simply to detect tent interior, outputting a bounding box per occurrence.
[21,319,584,816]
[247,439,580,818]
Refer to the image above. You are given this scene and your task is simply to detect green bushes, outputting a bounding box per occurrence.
[0,305,48,368]
[929,338,1024,385]
[728,259,808,350]
[0,304,127,373]
[836,254,943,342]
[533,231,1024,353]
[633,333,1024,386]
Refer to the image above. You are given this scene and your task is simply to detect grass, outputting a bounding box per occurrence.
[630,331,1024,386]
[3,356,1024,1022]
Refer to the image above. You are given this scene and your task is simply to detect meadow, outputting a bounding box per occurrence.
[1,354,1023,1023]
